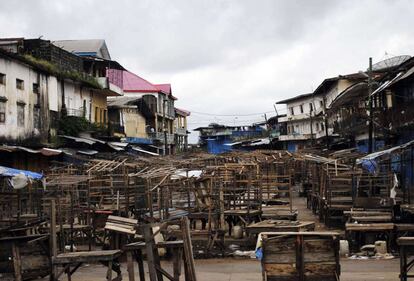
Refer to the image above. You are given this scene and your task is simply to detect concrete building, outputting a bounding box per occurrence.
[108,70,178,154]
[277,73,367,151]
[0,49,51,144]
[107,96,149,142]
[174,108,190,152]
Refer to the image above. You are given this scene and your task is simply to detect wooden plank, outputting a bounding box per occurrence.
[53,250,122,264]
[263,263,296,276]
[11,243,22,281]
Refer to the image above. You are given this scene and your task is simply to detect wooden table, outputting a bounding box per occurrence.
[0,234,49,281]
[398,237,414,281]
[246,220,315,235]
[52,249,122,281]
[261,231,340,281]
[345,223,395,252]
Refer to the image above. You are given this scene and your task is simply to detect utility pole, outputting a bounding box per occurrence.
[310,96,314,146]
[163,98,168,156]
[368,57,374,153]
[323,97,329,149]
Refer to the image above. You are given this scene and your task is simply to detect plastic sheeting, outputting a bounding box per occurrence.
[0,165,43,180]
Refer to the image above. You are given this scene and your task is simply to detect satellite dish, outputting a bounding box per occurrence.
[371,55,411,72]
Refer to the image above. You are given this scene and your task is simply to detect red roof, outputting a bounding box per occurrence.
[175,107,191,116]
[154,84,171,94]
[122,71,159,93]
[154,83,177,100]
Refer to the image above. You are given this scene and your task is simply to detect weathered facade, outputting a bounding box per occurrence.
[0,50,51,144]
[174,107,190,152]
[107,96,149,140]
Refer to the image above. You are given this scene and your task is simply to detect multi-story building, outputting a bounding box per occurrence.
[277,73,368,151]
[108,70,178,154]
[174,108,190,152]
[0,39,108,145]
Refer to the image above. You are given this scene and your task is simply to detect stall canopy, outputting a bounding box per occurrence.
[0,165,43,180]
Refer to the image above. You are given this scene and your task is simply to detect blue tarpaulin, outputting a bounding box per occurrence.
[0,166,43,180]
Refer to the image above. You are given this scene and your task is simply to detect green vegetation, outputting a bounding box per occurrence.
[58,115,91,136]
[23,54,102,89]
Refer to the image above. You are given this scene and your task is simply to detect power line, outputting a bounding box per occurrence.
[190,110,275,117]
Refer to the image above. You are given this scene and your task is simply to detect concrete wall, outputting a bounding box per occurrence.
[121,108,147,138]
[0,56,50,143]
[91,91,107,124]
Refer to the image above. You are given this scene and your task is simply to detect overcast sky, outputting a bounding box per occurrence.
[1,0,414,143]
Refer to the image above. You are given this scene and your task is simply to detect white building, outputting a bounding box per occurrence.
[276,73,367,151]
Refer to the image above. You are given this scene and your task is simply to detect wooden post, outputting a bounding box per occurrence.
[11,242,22,281]
[50,199,57,281]
[126,251,135,281]
[143,224,160,281]
[181,217,197,281]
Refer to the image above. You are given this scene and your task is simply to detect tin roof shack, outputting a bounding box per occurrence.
[194,123,265,154]
[107,96,150,144]
[174,108,191,153]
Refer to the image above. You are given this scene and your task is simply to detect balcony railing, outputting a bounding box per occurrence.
[66,107,85,118]
[332,112,367,135]
[149,132,175,144]
[175,127,187,135]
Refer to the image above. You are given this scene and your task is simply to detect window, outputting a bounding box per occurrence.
[17,103,24,127]
[16,79,24,90]
[321,122,325,131]
[289,107,294,115]
[300,104,304,114]
[95,106,98,123]
[320,100,324,108]
[33,106,40,129]
[309,103,313,112]
[0,101,6,123]
[316,123,319,131]
[103,110,107,124]
[33,83,39,93]
[0,73,5,85]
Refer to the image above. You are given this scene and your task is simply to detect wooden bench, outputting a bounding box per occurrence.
[398,237,414,281]
[52,250,122,281]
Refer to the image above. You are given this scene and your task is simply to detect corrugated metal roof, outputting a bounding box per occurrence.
[107,96,142,108]
[122,71,159,93]
[52,39,111,60]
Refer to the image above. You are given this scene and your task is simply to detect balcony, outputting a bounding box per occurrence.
[279,133,313,141]
[380,100,414,131]
[66,107,85,118]
[175,127,187,136]
[149,132,175,144]
[96,77,123,96]
[333,110,367,136]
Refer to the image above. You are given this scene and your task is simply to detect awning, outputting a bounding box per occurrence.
[0,145,62,156]
[131,146,159,156]
[0,165,43,180]
[356,139,414,163]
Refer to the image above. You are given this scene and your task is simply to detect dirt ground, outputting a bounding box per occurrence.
[37,194,401,281]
